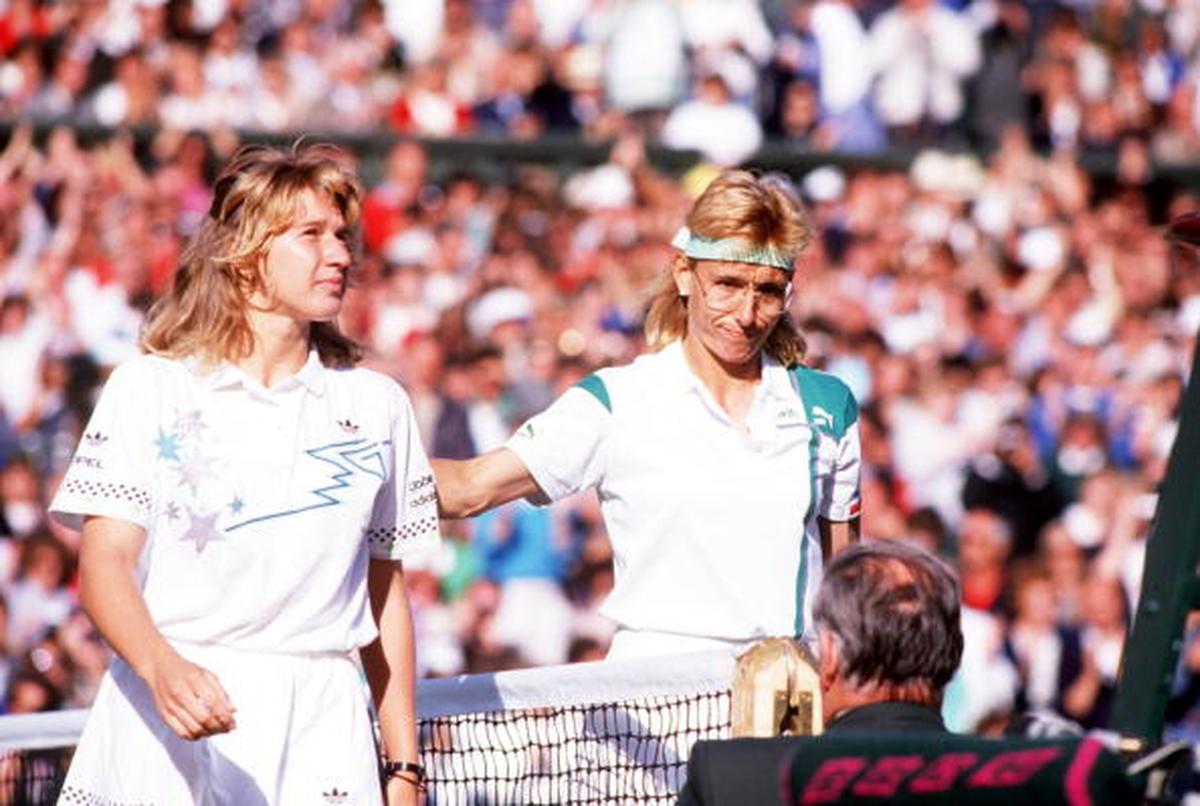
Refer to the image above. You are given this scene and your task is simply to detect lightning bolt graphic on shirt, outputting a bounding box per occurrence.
[225,439,388,532]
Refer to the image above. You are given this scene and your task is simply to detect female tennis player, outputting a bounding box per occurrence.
[50,145,437,804]
[434,170,861,659]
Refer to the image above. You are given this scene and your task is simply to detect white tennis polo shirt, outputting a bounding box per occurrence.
[50,352,440,655]
[506,341,860,644]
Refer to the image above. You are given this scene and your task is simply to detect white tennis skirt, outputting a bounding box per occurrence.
[57,642,382,805]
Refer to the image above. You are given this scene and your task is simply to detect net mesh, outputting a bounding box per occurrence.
[0,749,70,805]
[421,689,730,805]
[0,649,737,805]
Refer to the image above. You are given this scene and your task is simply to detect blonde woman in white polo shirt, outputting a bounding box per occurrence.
[50,146,438,805]
[435,171,861,659]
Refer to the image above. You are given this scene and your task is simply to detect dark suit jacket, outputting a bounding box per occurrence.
[675,703,946,805]
[822,701,948,734]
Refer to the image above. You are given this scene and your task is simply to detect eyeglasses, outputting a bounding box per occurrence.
[691,268,791,316]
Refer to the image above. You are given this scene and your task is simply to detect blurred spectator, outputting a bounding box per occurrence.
[957,508,1013,615]
[966,0,1032,150]
[0,294,52,431]
[1062,575,1127,729]
[1037,520,1087,626]
[943,602,1017,734]
[601,0,687,131]
[963,416,1065,557]
[4,668,59,714]
[0,459,46,544]
[159,43,227,131]
[889,373,981,528]
[1002,561,1084,719]
[82,50,159,128]
[362,139,429,255]
[867,0,981,140]
[5,530,73,655]
[661,71,762,167]
[770,0,884,152]
[472,501,581,666]
[393,59,473,137]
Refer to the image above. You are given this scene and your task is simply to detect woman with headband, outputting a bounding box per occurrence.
[49,145,437,804]
[434,170,861,658]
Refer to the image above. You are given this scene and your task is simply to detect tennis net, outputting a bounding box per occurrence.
[0,649,738,804]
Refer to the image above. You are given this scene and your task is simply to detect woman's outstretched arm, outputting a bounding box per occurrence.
[431,448,545,519]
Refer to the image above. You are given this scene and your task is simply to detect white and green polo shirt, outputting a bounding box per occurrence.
[506,340,860,647]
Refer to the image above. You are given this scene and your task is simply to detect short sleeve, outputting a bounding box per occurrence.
[792,365,861,523]
[504,383,612,503]
[50,361,156,531]
[365,384,441,560]
[820,419,862,522]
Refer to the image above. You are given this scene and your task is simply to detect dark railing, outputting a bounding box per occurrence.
[5,120,1200,191]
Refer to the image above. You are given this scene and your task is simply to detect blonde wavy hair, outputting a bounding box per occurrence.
[140,144,363,367]
[644,171,813,367]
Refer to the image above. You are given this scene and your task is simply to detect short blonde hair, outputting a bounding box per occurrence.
[644,170,813,366]
[141,144,363,367]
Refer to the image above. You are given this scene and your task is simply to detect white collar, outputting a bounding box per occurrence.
[660,339,793,401]
[190,350,327,397]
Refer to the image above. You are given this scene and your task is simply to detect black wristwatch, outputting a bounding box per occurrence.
[381,760,426,786]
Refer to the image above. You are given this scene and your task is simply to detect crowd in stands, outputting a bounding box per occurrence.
[2,0,1200,743]
[2,0,1200,163]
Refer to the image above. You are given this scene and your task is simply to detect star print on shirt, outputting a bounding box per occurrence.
[177,449,218,495]
[165,502,182,521]
[179,509,222,554]
[155,428,181,462]
[229,496,244,515]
